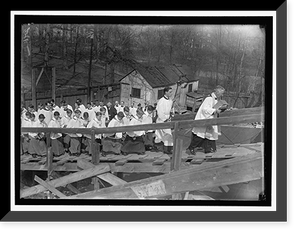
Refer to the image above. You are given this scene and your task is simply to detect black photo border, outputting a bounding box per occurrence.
[1,3,287,222]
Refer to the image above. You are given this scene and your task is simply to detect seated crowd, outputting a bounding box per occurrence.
[21,98,162,158]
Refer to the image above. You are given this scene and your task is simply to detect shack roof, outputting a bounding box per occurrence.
[120,62,197,88]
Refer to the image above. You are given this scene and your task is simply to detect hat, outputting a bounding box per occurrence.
[136,108,144,116]
[117,111,125,119]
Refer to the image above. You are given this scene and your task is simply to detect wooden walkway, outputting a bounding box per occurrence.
[20,142,263,174]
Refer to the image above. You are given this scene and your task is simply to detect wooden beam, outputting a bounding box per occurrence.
[172,107,263,121]
[21,109,263,135]
[77,159,126,186]
[172,138,183,171]
[65,153,262,199]
[35,67,44,86]
[34,175,66,198]
[20,163,110,198]
[51,171,81,195]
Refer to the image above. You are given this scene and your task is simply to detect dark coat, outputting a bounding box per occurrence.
[107,106,117,120]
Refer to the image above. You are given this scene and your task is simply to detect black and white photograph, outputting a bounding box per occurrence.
[6,6,287,224]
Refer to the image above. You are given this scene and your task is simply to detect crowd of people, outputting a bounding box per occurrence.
[21,95,162,158]
[21,86,227,159]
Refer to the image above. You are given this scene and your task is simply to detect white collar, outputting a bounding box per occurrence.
[211,92,218,100]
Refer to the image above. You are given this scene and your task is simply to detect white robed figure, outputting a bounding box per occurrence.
[154,87,174,154]
[187,85,226,155]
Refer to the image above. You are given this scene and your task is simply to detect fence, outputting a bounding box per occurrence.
[20,107,264,198]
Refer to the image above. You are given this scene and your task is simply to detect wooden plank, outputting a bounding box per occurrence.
[21,113,263,139]
[66,153,262,199]
[77,159,126,186]
[21,163,77,171]
[20,163,110,198]
[34,175,66,198]
[47,146,53,178]
[152,159,166,166]
[172,107,264,121]
[115,159,128,166]
[172,138,183,171]
[99,173,127,186]
[51,171,81,195]
[35,67,44,86]
[178,114,263,130]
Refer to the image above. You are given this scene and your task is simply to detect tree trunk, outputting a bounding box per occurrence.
[87,36,94,102]
[73,26,79,74]
[44,24,50,66]
[62,24,67,69]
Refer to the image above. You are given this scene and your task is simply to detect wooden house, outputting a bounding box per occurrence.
[119,63,199,107]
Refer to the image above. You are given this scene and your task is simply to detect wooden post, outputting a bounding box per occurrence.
[173,138,183,171]
[46,133,53,180]
[91,129,100,190]
[171,138,183,200]
[52,67,56,101]
[21,86,25,106]
[31,68,36,109]
[171,122,179,171]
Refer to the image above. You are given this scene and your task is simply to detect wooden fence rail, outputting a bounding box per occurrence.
[20,107,264,198]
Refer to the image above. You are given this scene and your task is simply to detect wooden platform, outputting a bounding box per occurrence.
[20,143,263,174]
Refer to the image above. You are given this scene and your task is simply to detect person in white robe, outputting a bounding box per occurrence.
[122,106,133,126]
[102,112,125,155]
[99,107,109,127]
[85,112,105,155]
[61,109,73,152]
[187,85,225,155]
[129,102,137,118]
[80,112,90,151]
[142,105,155,151]
[86,102,96,122]
[99,102,109,120]
[119,101,125,114]
[48,111,64,156]
[65,109,83,156]
[121,108,146,155]
[21,112,32,154]
[114,100,121,113]
[38,102,53,125]
[154,87,174,154]
[27,104,38,121]
[28,114,47,157]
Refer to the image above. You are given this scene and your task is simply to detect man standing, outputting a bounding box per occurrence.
[106,101,117,121]
[154,87,174,154]
[187,85,226,155]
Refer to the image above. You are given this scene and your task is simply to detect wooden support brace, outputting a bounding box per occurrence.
[152,159,166,166]
[77,159,127,186]
[21,163,110,198]
[51,171,81,195]
[190,159,207,165]
[115,159,128,166]
[34,175,66,198]
[66,153,262,200]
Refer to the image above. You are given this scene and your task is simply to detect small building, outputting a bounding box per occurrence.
[119,63,199,108]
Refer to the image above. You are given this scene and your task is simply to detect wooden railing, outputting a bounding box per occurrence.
[21,107,264,183]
